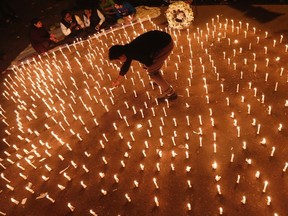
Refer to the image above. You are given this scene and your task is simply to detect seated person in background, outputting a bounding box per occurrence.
[60,10,87,41]
[100,0,117,24]
[113,0,136,24]
[83,8,106,33]
[29,17,59,54]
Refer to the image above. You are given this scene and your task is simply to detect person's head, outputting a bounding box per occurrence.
[61,10,72,22]
[31,17,42,28]
[114,0,124,9]
[84,9,92,16]
[109,45,127,62]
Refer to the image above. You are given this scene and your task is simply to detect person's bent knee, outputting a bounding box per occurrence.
[149,70,160,77]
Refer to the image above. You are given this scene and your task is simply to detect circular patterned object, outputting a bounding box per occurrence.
[166,1,194,29]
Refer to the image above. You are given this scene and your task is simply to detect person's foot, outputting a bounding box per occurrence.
[157,86,177,102]
[149,81,158,87]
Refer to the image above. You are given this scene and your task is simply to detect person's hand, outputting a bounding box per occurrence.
[50,37,59,43]
[112,75,123,87]
[70,22,76,29]
[50,34,58,42]
[125,15,133,22]
[112,80,120,87]
[96,24,101,30]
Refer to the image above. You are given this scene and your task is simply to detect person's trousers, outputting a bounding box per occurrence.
[147,40,174,92]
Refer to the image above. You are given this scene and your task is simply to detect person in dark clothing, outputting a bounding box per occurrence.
[113,0,136,24]
[83,8,107,33]
[29,18,58,54]
[60,10,87,42]
[108,30,177,102]
[100,0,118,25]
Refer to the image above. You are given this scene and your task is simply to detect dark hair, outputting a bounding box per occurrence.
[31,17,41,26]
[61,10,70,19]
[109,45,125,60]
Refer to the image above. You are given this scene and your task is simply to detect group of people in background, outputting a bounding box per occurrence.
[29,0,136,54]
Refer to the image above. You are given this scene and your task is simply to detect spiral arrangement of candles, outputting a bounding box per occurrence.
[0,15,287,215]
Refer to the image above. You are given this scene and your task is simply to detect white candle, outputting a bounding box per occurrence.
[263,181,268,193]
[267,196,271,206]
[125,194,131,202]
[11,198,19,205]
[283,162,288,172]
[123,116,129,127]
[270,147,276,157]
[276,123,282,132]
[255,171,260,178]
[153,178,159,189]
[230,153,234,162]
[212,162,217,170]
[154,196,159,207]
[134,180,139,188]
[247,104,251,114]
[219,207,223,215]
[90,209,97,216]
[198,115,202,125]
[186,116,190,126]
[241,196,246,204]
[257,124,261,134]
[68,203,75,212]
[236,175,240,184]
[217,185,221,195]
[114,174,119,183]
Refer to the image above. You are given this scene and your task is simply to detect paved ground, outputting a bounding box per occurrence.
[1,1,288,74]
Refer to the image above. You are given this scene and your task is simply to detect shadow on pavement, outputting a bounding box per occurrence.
[229,3,285,23]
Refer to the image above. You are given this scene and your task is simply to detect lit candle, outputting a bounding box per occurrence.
[187,203,191,211]
[11,198,19,205]
[270,146,276,157]
[219,207,223,215]
[241,196,246,204]
[217,185,221,195]
[212,161,217,170]
[257,124,261,134]
[67,203,75,212]
[247,104,251,114]
[154,196,159,207]
[236,175,240,184]
[230,153,234,162]
[114,174,119,183]
[125,194,131,202]
[263,181,268,193]
[267,196,271,206]
[255,171,260,178]
[283,162,288,172]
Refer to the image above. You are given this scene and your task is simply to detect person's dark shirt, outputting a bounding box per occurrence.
[29,26,50,47]
[84,10,101,28]
[61,15,81,33]
[114,2,136,19]
[119,30,172,76]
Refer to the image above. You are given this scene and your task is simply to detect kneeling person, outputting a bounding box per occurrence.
[108,30,177,102]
